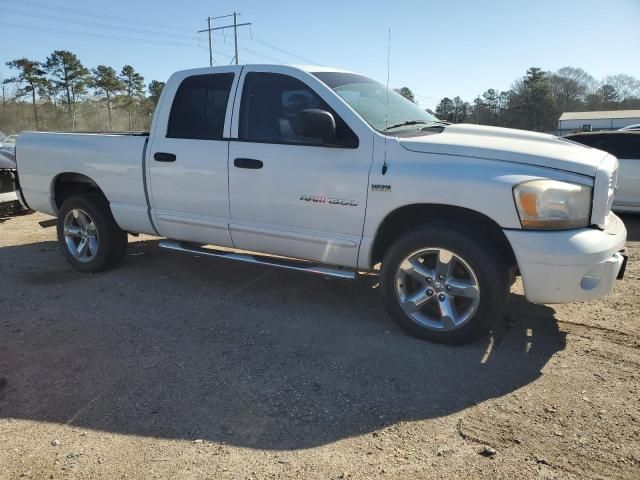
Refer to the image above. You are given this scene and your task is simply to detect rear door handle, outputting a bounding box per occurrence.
[234,158,263,169]
[154,152,176,162]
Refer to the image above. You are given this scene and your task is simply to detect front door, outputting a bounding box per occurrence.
[228,68,373,267]
[147,67,241,245]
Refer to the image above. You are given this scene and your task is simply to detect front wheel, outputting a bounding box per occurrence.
[56,194,128,273]
[379,225,509,344]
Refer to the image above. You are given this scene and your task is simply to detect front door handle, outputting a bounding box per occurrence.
[154,152,176,162]
[234,158,263,169]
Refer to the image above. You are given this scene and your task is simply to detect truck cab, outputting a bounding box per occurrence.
[147,65,373,268]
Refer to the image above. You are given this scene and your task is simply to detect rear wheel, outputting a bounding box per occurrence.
[56,194,127,272]
[380,225,509,344]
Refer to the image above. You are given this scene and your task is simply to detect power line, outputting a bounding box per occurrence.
[3,0,324,69]
[219,29,321,65]
[0,20,237,62]
[0,0,194,32]
[216,30,318,65]
[414,93,439,101]
[0,6,236,60]
[2,1,323,69]
[0,7,198,41]
[247,37,319,65]
[0,22,195,47]
[239,45,288,65]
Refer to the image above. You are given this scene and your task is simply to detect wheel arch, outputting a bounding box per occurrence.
[369,203,517,270]
[52,172,108,213]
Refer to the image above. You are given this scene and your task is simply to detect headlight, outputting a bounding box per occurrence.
[513,180,592,229]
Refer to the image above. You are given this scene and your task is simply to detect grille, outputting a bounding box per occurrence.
[603,169,618,219]
[609,169,618,190]
[592,155,618,227]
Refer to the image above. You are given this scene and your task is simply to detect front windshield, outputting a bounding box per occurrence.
[312,71,438,133]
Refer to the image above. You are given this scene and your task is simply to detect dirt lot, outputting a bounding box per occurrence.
[0,204,638,480]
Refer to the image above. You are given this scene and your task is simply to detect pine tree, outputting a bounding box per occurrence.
[45,50,90,129]
[394,87,416,103]
[91,66,124,131]
[4,58,47,129]
[119,65,145,131]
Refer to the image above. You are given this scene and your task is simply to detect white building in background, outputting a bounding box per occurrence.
[558,110,640,136]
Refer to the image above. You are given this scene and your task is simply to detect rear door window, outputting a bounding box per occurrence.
[167,73,234,140]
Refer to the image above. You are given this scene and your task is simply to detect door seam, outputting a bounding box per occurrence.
[141,137,160,235]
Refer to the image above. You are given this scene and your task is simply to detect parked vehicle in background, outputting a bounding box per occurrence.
[1,135,17,159]
[1,134,18,146]
[0,135,17,195]
[564,131,640,213]
[619,124,640,131]
[15,64,628,344]
[0,146,16,168]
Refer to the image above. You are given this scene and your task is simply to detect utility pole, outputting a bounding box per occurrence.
[207,17,212,66]
[0,77,6,114]
[198,12,251,66]
[233,12,239,65]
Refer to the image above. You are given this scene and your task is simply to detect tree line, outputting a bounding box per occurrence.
[3,54,640,135]
[397,67,640,132]
[1,50,165,133]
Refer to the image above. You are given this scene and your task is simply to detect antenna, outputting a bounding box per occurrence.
[382,28,391,175]
[385,28,391,131]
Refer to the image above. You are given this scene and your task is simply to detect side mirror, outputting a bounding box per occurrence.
[300,109,336,141]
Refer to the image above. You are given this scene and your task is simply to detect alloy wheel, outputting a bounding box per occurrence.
[63,208,99,263]
[394,248,481,331]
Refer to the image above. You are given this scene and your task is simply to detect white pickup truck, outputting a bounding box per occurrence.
[15,64,628,344]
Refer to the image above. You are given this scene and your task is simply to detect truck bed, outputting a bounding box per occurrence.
[17,131,155,234]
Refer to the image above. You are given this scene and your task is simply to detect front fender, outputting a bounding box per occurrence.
[358,142,593,270]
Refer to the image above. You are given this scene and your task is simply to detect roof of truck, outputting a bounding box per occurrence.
[173,64,354,77]
[294,65,354,73]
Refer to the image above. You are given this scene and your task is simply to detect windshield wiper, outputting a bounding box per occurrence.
[383,120,431,131]
[384,120,451,131]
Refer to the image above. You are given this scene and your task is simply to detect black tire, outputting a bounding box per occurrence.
[56,194,127,273]
[379,224,509,345]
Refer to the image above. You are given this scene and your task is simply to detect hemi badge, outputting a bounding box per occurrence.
[371,184,391,192]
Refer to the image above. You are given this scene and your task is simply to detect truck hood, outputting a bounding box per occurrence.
[399,124,608,177]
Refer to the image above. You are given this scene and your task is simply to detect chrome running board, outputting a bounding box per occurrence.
[159,240,357,280]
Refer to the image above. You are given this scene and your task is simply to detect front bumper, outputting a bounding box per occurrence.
[504,213,627,304]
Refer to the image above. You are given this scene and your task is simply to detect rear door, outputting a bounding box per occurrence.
[227,67,374,267]
[147,67,241,245]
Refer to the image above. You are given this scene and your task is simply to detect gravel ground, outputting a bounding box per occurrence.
[0,206,638,479]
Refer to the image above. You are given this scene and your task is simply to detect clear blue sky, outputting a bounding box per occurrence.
[1,0,639,109]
